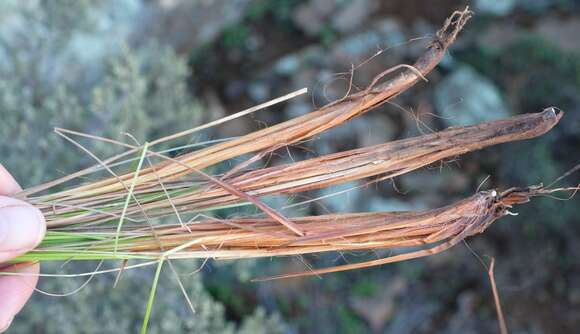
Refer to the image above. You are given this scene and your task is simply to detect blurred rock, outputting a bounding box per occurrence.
[445,291,485,334]
[137,0,250,53]
[385,299,440,334]
[313,114,397,156]
[311,0,337,16]
[0,0,142,83]
[358,115,397,147]
[535,17,580,54]
[475,0,516,16]
[332,0,378,34]
[285,98,311,118]
[274,54,301,75]
[349,277,407,332]
[332,18,406,61]
[479,17,580,55]
[318,181,363,213]
[516,0,562,11]
[375,18,407,47]
[225,79,248,99]
[293,0,337,36]
[364,197,427,213]
[400,169,471,196]
[478,22,520,51]
[262,194,309,218]
[248,81,271,102]
[434,66,510,126]
[273,45,329,78]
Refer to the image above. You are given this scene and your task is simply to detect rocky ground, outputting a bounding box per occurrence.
[2,0,580,333]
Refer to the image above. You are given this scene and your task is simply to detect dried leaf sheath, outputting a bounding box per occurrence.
[253,185,558,279]
[119,191,495,257]
[19,186,543,272]
[209,108,562,195]
[34,108,561,227]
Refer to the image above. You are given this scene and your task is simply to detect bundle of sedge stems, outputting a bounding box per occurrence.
[2,7,578,333]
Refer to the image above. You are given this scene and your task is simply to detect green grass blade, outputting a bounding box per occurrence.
[141,259,164,334]
[115,142,149,253]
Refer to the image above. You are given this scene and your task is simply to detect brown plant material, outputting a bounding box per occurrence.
[11,7,572,281]
[251,185,567,280]
[488,258,509,334]
[32,108,562,228]
[27,184,564,282]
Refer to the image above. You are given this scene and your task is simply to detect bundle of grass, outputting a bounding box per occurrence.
[13,108,563,265]
[2,7,577,333]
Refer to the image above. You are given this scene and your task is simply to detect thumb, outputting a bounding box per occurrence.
[0,197,46,263]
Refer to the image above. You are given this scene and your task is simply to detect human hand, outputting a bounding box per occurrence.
[0,164,46,332]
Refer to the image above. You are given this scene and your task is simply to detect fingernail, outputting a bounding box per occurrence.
[0,205,45,252]
[0,316,13,333]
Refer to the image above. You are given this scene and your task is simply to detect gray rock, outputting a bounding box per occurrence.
[332,0,378,34]
[293,4,325,36]
[273,45,328,77]
[293,0,337,36]
[434,66,510,126]
[333,30,384,58]
[375,18,407,47]
[475,0,516,16]
[313,115,396,156]
[333,18,405,60]
[516,0,561,11]
[357,115,397,147]
[535,17,580,54]
[274,54,301,75]
[0,0,143,83]
[385,300,440,334]
[285,99,312,118]
[364,197,427,213]
[318,181,363,213]
[137,0,250,51]
[248,81,271,102]
[312,0,337,16]
[261,194,309,218]
[349,277,407,332]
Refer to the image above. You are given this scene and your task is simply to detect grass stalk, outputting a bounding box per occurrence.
[141,259,164,334]
[115,142,150,253]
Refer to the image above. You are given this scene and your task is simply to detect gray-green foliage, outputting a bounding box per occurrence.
[1,1,285,332]
[10,262,286,334]
[0,0,200,188]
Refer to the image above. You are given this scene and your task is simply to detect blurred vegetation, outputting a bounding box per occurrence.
[460,34,580,112]
[0,0,200,188]
[11,262,285,334]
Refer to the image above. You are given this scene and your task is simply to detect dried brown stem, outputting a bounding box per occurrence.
[488,258,509,334]
[38,108,560,227]
[253,183,554,280]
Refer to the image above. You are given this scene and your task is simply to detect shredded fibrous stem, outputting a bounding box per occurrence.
[30,108,561,228]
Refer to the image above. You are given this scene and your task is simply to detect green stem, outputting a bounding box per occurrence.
[141,259,164,334]
[115,142,149,253]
